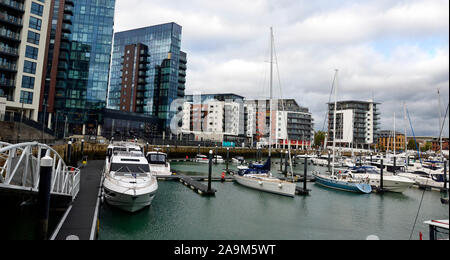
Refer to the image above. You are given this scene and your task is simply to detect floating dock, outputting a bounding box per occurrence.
[178,176,216,196]
[50,160,103,240]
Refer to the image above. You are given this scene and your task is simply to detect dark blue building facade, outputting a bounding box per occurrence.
[108,22,186,132]
[40,0,116,136]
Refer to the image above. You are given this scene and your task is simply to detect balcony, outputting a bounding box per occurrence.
[0,11,23,28]
[56,71,67,79]
[0,0,25,14]
[0,44,19,58]
[65,0,74,6]
[59,51,69,61]
[0,78,15,87]
[62,14,73,24]
[61,33,70,42]
[61,23,72,33]
[0,61,17,72]
[57,61,69,71]
[64,4,74,15]
[60,41,70,51]
[0,27,20,42]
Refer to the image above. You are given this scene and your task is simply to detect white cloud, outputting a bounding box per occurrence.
[114,0,449,136]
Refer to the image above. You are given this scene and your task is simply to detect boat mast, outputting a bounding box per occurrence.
[332,69,338,176]
[403,102,408,168]
[269,27,274,158]
[394,112,396,156]
[438,89,443,161]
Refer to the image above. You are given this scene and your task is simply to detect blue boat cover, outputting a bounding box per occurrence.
[238,157,271,176]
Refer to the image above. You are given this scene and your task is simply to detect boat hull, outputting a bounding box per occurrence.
[103,178,158,213]
[352,174,414,193]
[234,175,296,197]
[103,186,157,213]
[314,174,372,194]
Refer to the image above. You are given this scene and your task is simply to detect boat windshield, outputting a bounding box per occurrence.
[110,163,150,174]
[147,154,167,165]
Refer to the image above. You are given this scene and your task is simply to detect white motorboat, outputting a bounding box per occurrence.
[106,142,144,161]
[232,156,245,165]
[103,151,158,213]
[146,151,172,176]
[194,154,209,163]
[213,155,225,164]
[344,166,415,193]
[194,154,224,164]
[397,161,449,190]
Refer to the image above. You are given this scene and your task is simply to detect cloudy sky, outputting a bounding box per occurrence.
[114,0,449,137]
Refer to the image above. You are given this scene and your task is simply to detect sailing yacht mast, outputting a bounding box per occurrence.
[332,69,338,176]
[438,89,443,160]
[269,27,274,159]
[394,112,396,156]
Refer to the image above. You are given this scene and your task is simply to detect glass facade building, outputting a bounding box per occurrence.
[39,0,115,136]
[108,22,186,132]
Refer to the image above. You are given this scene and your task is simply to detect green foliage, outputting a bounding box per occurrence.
[314,131,326,147]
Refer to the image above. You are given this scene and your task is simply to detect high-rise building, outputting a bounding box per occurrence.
[39,0,116,136]
[245,99,314,147]
[1,0,51,121]
[108,22,186,132]
[181,93,245,142]
[328,100,381,149]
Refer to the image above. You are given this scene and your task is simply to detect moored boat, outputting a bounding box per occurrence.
[146,151,172,176]
[103,150,158,213]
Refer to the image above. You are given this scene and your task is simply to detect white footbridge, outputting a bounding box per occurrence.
[0,142,80,200]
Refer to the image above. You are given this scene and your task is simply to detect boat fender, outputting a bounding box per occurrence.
[278,183,283,189]
[258,181,263,186]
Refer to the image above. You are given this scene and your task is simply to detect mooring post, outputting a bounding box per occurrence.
[328,151,331,172]
[226,148,229,173]
[380,159,384,193]
[67,141,72,166]
[36,153,53,240]
[146,142,149,155]
[208,150,213,192]
[215,145,218,164]
[284,150,289,175]
[280,150,284,171]
[198,144,201,155]
[444,161,448,193]
[81,139,85,157]
[304,157,308,191]
[393,156,397,174]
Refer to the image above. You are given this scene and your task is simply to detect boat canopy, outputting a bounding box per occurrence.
[238,158,271,176]
[147,153,167,165]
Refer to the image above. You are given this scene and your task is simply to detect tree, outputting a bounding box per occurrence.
[421,142,432,152]
[407,139,417,151]
[314,131,326,148]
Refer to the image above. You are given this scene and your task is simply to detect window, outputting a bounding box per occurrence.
[23,61,37,74]
[29,17,42,31]
[31,2,44,16]
[27,31,40,45]
[20,91,33,104]
[22,76,35,89]
[25,46,39,60]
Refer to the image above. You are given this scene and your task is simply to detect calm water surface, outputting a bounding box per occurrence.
[98,160,449,240]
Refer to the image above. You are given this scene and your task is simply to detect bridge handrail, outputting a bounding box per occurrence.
[0,142,80,200]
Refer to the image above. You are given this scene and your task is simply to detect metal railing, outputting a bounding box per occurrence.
[0,142,80,200]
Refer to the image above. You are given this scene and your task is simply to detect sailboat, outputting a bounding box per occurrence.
[312,70,372,194]
[234,27,296,197]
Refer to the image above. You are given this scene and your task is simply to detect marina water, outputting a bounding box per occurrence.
[98,160,449,240]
